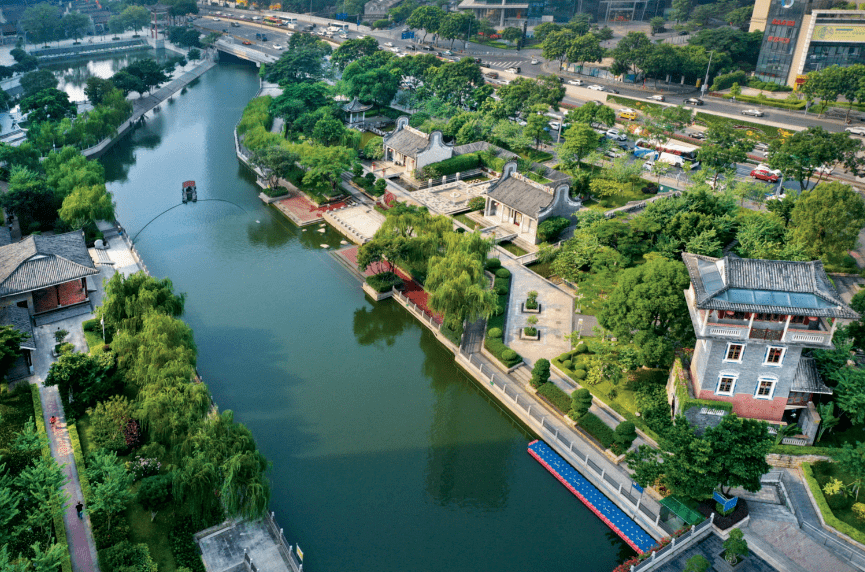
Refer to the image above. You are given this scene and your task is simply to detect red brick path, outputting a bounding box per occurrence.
[275,194,348,225]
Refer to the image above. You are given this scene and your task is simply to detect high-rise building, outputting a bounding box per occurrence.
[457,0,664,28]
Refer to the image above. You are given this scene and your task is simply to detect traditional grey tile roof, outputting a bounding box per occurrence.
[383,128,430,159]
[0,227,11,248]
[486,176,555,219]
[342,97,372,112]
[452,141,518,160]
[0,231,99,297]
[682,252,859,319]
[0,305,35,350]
[792,356,832,395]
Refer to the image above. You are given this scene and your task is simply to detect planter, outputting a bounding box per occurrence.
[713,551,746,572]
[519,328,540,341]
[521,302,541,314]
[362,282,394,301]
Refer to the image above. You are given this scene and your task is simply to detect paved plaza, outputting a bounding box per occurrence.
[324,205,385,243]
[412,180,490,214]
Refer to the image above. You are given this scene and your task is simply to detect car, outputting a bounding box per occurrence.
[647,94,665,102]
[242,40,252,45]
[390,47,400,52]
[685,131,705,140]
[643,160,660,171]
[516,119,527,126]
[261,35,267,41]
[765,192,787,201]
[587,84,605,91]
[605,149,623,159]
[750,165,781,182]
[213,17,221,21]
[619,109,637,121]
[567,79,584,86]
[484,71,499,79]
[531,58,540,64]
[684,98,704,106]
[610,89,620,94]
[339,33,348,39]
[549,121,561,130]
[506,67,521,73]
[444,50,453,55]
[815,164,834,175]
[384,41,394,47]
[231,22,240,27]
[679,30,689,35]
[605,128,627,141]
[273,44,284,50]
[741,109,764,117]
[753,142,769,152]
[847,126,865,136]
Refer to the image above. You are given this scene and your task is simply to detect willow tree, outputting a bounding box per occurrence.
[426,232,496,330]
[99,272,185,334]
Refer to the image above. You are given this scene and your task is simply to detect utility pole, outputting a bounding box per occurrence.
[701,50,714,98]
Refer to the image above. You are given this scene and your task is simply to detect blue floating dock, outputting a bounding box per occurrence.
[528,440,656,554]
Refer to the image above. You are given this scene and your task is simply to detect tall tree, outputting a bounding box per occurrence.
[566,33,604,72]
[86,450,134,533]
[0,166,57,232]
[426,232,496,330]
[297,144,356,195]
[568,101,616,127]
[252,146,300,190]
[59,184,115,229]
[15,456,69,544]
[21,3,61,45]
[60,12,91,42]
[541,29,576,67]
[790,181,865,261]
[120,5,151,36]
[612,31,652,76]
[331,36,380,70]
[98,272,186,334]
[20,70,58,99]
[557,123,599,169]
[406,5,445,44]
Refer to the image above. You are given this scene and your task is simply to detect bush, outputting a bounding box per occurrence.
[487,327,503,338]
[537,381,572,414]
[467,196,485,211]
[578,412,616,449]
[484,336,523,367]
[101,541,158,572]
[485,258,501,270]
[530,358,550,388]
[495,283,509,295]
[537,216,570,242]
[711,70,748,92]
[853,503,865,521]
[366,271,403,293]
[495,268,511,279]
[82,318,99,332]
[373,178,387,196]
[502,349,517,362]
[372,19,390,29]
[137,474,173,513]
[91,511,131,550]
[573,369,587,380]
[570,388,593,421]
[562,359,572,369]
[827,491,853,511]
[573,343,588,354]
[613,420,637,453]
[420,153,481,179]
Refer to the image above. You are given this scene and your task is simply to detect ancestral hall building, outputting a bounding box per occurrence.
[681,253,857,430]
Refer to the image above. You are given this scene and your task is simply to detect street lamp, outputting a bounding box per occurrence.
[701,50,714,98]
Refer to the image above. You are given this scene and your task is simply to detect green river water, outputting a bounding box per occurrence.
[75,55,634,572]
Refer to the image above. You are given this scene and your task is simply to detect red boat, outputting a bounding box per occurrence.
[182,180,197,203]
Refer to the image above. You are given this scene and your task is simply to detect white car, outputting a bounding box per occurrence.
[587,84,605,91]
[815,164,834,175]
[272,44,284,50]
[647,94,665,102]
[847,126,865,136]
[605,128,627,141]
[390,47,400,52]
[531,59,539,64]
[605,149,623,159]
[765,192,787,201]
[549,121,561,131]
[741,109,764,117]
[567,79,584,86]
[516,119,527,126]
[384,41,394,47]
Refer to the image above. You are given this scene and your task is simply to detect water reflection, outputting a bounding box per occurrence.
[43,49,171,101]
[352,300,411,348]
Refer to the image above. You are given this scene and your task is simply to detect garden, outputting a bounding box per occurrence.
[805,460,865,545]
[484,258,524,368]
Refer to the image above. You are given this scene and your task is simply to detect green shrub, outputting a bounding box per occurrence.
[169,517,208,572]
[495,268,511,279]
[484,336,523,368]
[420,153,482,179]
[502,349,517,362]
[573,369,587,380]
[613,420,637,453]
[574,343,588,354]
[101,541,157,572]
[827,491,853,511]
[531,358,551,388]
[578,412,616,449]
[711,70,748,92]
[495,283,509,295]
[538,382,572,414]
[366,271,403,293]
[562,359,573,369]
[494,303,504,316]
[537,216,570,242]
[82,318,99,332]
[803,462,865,545]
[570,388,593,421]
[487,327,503,338]
[485,258,501,270]
[92,510,132,550]
[467,196,485,211]
[372,19,390,29]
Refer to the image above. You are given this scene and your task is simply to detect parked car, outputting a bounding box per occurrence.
[484,71,499,79]
[390,47,400,52]
[242,39,252,45]
[647,94,665,102]
[605,128,627,141]
[230,22,240,27]
[587,84,605,91]
[815,164,834,175]
[750,165,782,182]
[273,44,284,50]
[567,79,584,86]
[384,41,394,46]
[684,98,704,106]
[685,131,706,140]
[506,67,521,73]
[549,121,561,131]
[531,58,540,64]
[605,149,624,158]
[846,126,865,136]
[678,30,689,35]
[765,192,787,201]
[474,57,481,63]
[443,50,453,55]
[619,109,637,121]
[741,109,764,117]
[753,142,769,152]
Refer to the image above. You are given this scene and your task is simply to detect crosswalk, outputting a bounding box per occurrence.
[482,60,527,69]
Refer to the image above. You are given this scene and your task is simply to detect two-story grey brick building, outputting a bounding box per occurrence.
[681,253,857,440]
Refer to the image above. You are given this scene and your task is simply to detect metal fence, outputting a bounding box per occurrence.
[263,510,304,572]
[392,288,442,332]
[629,517,715,572]
[457,348,676,537]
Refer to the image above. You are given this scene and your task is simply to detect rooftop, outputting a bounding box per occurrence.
[0,304,34,350]
[792,356,832,395]
[383,125,431,158]
[0,231,99,297]
[486,171,557,219]
[682,253,858,319]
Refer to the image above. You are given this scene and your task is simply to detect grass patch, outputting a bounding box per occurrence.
[526,261,554,279]
[125,494,178,572]
[75,412,94,458]
[594,186,655,210]
[572,271,618,316]
[499,240,528,257]
[454,212,481,229]
[805,461,865,545]
[694,112,786,142]
[537,382,572,414]
[520,149,554,163]
[770,444,843,458]
[607,95,663,114]
[84,330,106,355]
[484,271,523,368]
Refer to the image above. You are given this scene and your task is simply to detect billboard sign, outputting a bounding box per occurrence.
[812,24,865,43]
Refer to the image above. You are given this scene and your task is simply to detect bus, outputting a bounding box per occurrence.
[634,138,700,167]
[263,16,284,26]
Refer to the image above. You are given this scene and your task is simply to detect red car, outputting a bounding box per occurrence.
[750,166,781,182]
[242,40,253,45]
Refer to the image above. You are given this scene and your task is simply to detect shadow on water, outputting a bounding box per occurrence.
[352,299,412,348]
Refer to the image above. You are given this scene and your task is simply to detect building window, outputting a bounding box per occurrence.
[764,346,785,366]
[755,377,777,400]
[725,343,744,362]
[716,375,737,396]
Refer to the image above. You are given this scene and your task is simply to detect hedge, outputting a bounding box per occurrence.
[720,92,805,110]
[82,318,99,332]
[710,70,748,92]
[366,271,403,293]
[32,386,73,572]
[770,444,843,458]
[802,462,865,546]
[537,382,572,415]
[682,398,733,413]
[484,273,523,368]
[419,153,481,179]
[537,216,570,243]
[485,258,501,271]
[68,423,92,502]
[578,412,616,450]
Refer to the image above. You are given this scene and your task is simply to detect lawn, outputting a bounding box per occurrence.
[84,330,105,354]
[526,261,554,279]
[454,212,482,229]
[809,461,865,542]
[499,240,528,257]
[520,149,554,163]
[606,95,664,115]
[75,412,94,457]
[126,494,178,572]
[694,112,786,142]
[572,271,618,316]
[593,186,655,210]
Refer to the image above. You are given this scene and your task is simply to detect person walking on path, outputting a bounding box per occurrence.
[75,501,84,519]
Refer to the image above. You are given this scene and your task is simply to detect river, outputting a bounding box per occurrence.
[97,57,632,572]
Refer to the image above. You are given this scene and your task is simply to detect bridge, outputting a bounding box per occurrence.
[214,38,278,66]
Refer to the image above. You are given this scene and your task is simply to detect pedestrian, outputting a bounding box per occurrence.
[75,500,84,519]
[49,416,56,426]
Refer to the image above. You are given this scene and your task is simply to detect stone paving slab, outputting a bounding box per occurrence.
[747,519,856,572]
[198,520,290,572]
[325,205,384,241]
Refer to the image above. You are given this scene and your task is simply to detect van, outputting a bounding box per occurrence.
[619,109,637,121]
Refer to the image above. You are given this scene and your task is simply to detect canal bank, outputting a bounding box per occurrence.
[101,59,635,572]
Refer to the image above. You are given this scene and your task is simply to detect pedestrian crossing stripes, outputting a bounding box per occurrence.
[482,60,526,69]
